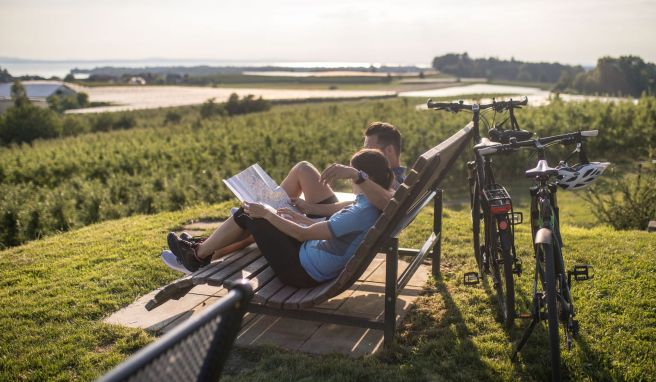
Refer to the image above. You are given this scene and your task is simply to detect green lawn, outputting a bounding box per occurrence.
[0,194,653,381]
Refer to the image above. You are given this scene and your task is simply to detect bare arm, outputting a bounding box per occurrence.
[243,202,333,241]
[295,199,352,217]
[356,178,394,211]
[320,163,394,211]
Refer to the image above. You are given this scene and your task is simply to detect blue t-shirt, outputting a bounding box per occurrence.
[300,194,380,282]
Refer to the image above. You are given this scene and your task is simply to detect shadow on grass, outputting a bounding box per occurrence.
[388,277,502,381]
[479,273,612,381]
[570,331,614,380]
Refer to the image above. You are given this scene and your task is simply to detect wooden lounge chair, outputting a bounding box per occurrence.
[99,280,253,382]
[147,123,473,346]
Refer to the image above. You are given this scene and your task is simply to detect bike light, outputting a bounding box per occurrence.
[499,220,509,230]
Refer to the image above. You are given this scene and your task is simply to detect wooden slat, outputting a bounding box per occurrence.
[252,277,285,305]
[224,256,269,284]
[410,155,428,174]
[283,286,316,309]
[266,285,300,308]
[202,249,262,286]
[247,266,277,292]
[193,244,257,280]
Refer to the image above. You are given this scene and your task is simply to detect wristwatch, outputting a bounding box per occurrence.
[355,170,369,184]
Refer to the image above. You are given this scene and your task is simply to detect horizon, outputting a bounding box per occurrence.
[1,55,603,68]
[2,0,655,68]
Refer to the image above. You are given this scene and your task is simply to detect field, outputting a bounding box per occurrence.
[2,97,655,249]
[0,97,655,381]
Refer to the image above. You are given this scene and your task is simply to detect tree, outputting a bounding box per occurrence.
[0,101,61,144]
[11,81,29,108]
[0,66,12,82]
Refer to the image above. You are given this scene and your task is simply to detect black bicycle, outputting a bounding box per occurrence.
[479,130,601,381]
[427,97,530,327]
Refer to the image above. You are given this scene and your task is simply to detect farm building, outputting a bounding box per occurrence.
[0,81,77,114]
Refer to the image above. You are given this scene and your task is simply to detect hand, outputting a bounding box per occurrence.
[290,197,309,213]
[276,207,306,223]
[242,201,275,219]
[320,163,358,186]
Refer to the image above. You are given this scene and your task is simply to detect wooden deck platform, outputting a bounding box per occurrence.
[104,252,429,357]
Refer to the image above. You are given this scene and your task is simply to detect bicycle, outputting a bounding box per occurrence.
[427,97,531,327]
[478,130,607,381]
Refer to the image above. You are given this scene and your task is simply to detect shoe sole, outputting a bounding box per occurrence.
[161,250,192,275]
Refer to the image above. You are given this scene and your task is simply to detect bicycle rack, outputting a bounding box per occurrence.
[482,183,513,215]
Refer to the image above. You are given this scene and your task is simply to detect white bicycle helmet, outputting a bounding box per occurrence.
[556,162,610,190]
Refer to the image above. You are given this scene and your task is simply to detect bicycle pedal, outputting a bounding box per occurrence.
[568,264,593,284]
[463,272,480,286]
[513,258,523,276]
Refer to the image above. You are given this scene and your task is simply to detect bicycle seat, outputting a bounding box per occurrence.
[474,137,501,150]
[489,128,533,144]
[525,160,558,178]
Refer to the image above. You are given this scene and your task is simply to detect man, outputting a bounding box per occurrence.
[291,121,404,216]
[165,121,404,273]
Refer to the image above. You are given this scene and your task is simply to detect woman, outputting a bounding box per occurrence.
[168,148,394,287]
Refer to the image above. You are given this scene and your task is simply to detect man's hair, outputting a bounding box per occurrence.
[350,149,394,189]
[365,122,402,155]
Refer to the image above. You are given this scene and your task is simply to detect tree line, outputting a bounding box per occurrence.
[433,53,656,97]
[432,52,584,83]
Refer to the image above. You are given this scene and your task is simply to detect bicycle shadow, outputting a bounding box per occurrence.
[479,275,563,380]
[479,276,614,381]
[384,277,502,381]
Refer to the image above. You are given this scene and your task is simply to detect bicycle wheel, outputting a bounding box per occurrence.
[470,179,484,276]
[539,241,561,381]
[496,226,516,327]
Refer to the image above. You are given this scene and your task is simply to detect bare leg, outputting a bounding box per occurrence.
[196,162,332,259]
[195,216,246,259]
[280,161,335,203]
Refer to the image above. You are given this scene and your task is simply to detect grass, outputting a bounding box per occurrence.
[0,191,654,381]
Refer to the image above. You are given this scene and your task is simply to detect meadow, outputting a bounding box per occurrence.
[0,97,654,381]
[0,200,653,381]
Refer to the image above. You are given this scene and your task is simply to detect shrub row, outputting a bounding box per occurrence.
[1,97,655,247]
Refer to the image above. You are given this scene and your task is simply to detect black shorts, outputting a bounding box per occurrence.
[233,207,320,288]
[306,194,339,220]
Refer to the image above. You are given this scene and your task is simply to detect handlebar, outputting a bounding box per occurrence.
[478,130,598,156]
[427,96,528,113]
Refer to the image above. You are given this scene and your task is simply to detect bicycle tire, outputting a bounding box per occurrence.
[540,241,561,381]
[496,227,516,327]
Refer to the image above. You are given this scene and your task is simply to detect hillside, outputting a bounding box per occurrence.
[0,200,653,381]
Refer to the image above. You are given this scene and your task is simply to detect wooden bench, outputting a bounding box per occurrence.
[147,123,473,346]
[100,280,253,382]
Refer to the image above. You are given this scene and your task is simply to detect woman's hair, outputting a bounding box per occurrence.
[350,149,394,189]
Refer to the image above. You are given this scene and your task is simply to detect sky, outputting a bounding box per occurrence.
[1,0,655,66]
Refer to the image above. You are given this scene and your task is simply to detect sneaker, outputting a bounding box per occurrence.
[166,232,210,272]
[161,250,192,275]
[179,232,206,244]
